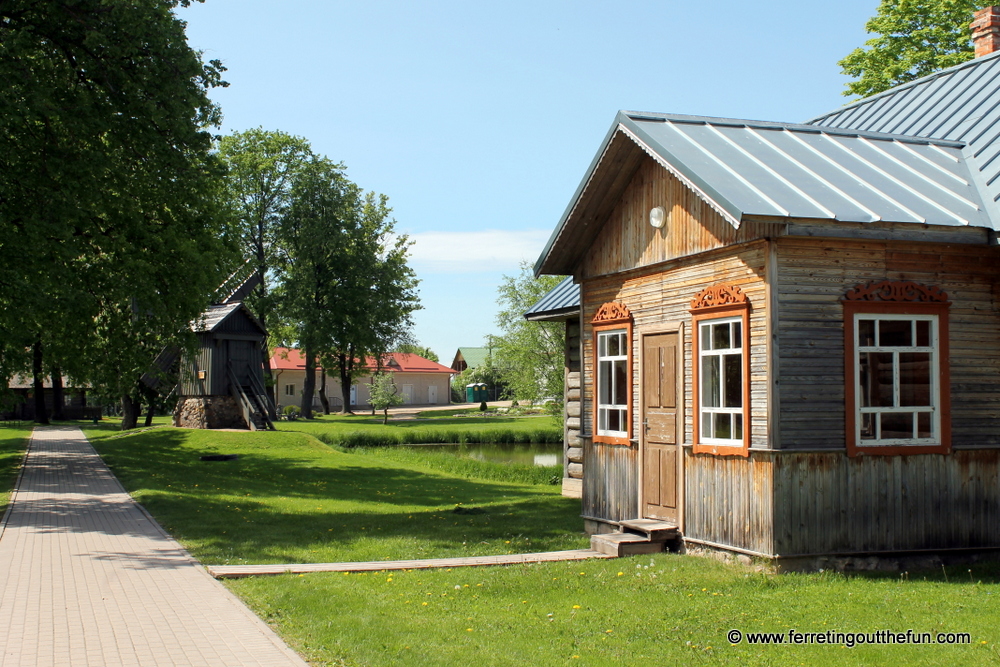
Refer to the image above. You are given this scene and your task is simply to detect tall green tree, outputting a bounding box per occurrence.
[0,0,235,426]
[492,263,565,406]
[217,129,314,330]
[276,159,420,416]
[840,0,978,97]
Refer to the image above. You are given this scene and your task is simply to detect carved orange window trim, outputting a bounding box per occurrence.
[592,302,633,446]
[690,284,751,457]
[842,280,951,457]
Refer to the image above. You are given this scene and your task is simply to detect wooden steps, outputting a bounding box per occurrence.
[590,519,680,557]
[207,549,613,579]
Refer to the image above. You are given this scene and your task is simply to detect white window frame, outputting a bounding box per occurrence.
[696,316,744,446]
[853,313,940,447]
[284,384,295,397]
[596,328,629,440]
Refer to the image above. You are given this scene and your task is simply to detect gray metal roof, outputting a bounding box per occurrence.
[808,51,1000,214]
[535,110,996,275]
[619,112,991,228]
[193,302,241,332]
[524,276,580,321]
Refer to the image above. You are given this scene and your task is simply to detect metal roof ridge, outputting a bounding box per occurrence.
[624,111,967,148]
[805,51,1000,125]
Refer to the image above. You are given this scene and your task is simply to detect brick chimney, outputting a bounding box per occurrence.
[971,6,1000,57]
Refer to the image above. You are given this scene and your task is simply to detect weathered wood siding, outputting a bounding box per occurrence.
[580,242,769,524]
[684,450,774,554]
[776,237,1000,449]
[579,157,773,280]
[582,437,638,522]
[180,333,214,396]
[772,450,1000,555]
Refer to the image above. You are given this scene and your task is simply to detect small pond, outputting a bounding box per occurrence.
[401,443,561,467]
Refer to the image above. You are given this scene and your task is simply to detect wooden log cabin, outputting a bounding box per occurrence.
[532,16,1000,569]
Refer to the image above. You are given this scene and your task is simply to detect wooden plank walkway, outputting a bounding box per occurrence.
[208,549,614,579]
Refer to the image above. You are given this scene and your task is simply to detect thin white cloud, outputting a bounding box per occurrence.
[405,229,551,273]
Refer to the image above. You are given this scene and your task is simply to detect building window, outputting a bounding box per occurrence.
[591,302,633,445]
[690,284,750,456]
[697,318,743,444]
[597,329,628,439]
[843,280,950,456]
[284,384,295,397]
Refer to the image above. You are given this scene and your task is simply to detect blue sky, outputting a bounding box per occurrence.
[179,0,880,363]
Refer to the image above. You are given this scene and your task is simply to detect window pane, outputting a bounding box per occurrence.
[732,321,742,349]
[714,412,731,440]
[607,333,619,357]
[879,320,912,347]
[713,323,730,350]
[859,352,894,407]
[613,359,628,406]
[607,408,619,433]
[702,356,720,407]
[701,412,712,439]
[598,334,606,358]
[917,412,932,438]
[881,412,913,439]
[859,319,875,347]
[724,353,742,408]
[701,324,712,351]
[599,361,611,404]
[733,413,743,440]
[598,408,607,432]
[899,353,931,407]
[916,320,930,347]
[860,413,875,440]
[617,409,627,433]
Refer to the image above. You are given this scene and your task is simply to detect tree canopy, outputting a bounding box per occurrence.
[839,0,978,98]
[274,155,420,415]
[492,263,566,406]
[217,128,314,329]
[0,0,235,424]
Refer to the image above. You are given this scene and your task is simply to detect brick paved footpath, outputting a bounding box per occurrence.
[0,426,308,667]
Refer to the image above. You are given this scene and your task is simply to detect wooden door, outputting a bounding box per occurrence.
[428,385,437,404]
[642,332,680,522]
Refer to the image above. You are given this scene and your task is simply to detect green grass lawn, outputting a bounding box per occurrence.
[275,411,562,447]
[79,423,1000,667]
[82,426,586,566]
[0,424,31,515]
[230,555,1000,667]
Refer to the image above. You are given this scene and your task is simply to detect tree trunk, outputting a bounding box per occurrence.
[121,394,141,430]
[318,368,330,414]
[32,337,49,425]
[338,352,354,415]
[383,407,389,425]
[51,364,65,421]
[143,396,158,427]
[301,346,316,419]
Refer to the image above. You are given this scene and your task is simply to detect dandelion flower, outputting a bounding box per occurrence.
[573,605,581,609]
[617,572,624,577]
[422,602,428,606]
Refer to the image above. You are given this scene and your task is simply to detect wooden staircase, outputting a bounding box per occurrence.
[590,519,680,557]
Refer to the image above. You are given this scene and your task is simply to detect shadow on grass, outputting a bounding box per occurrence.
[86,427,585,564]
